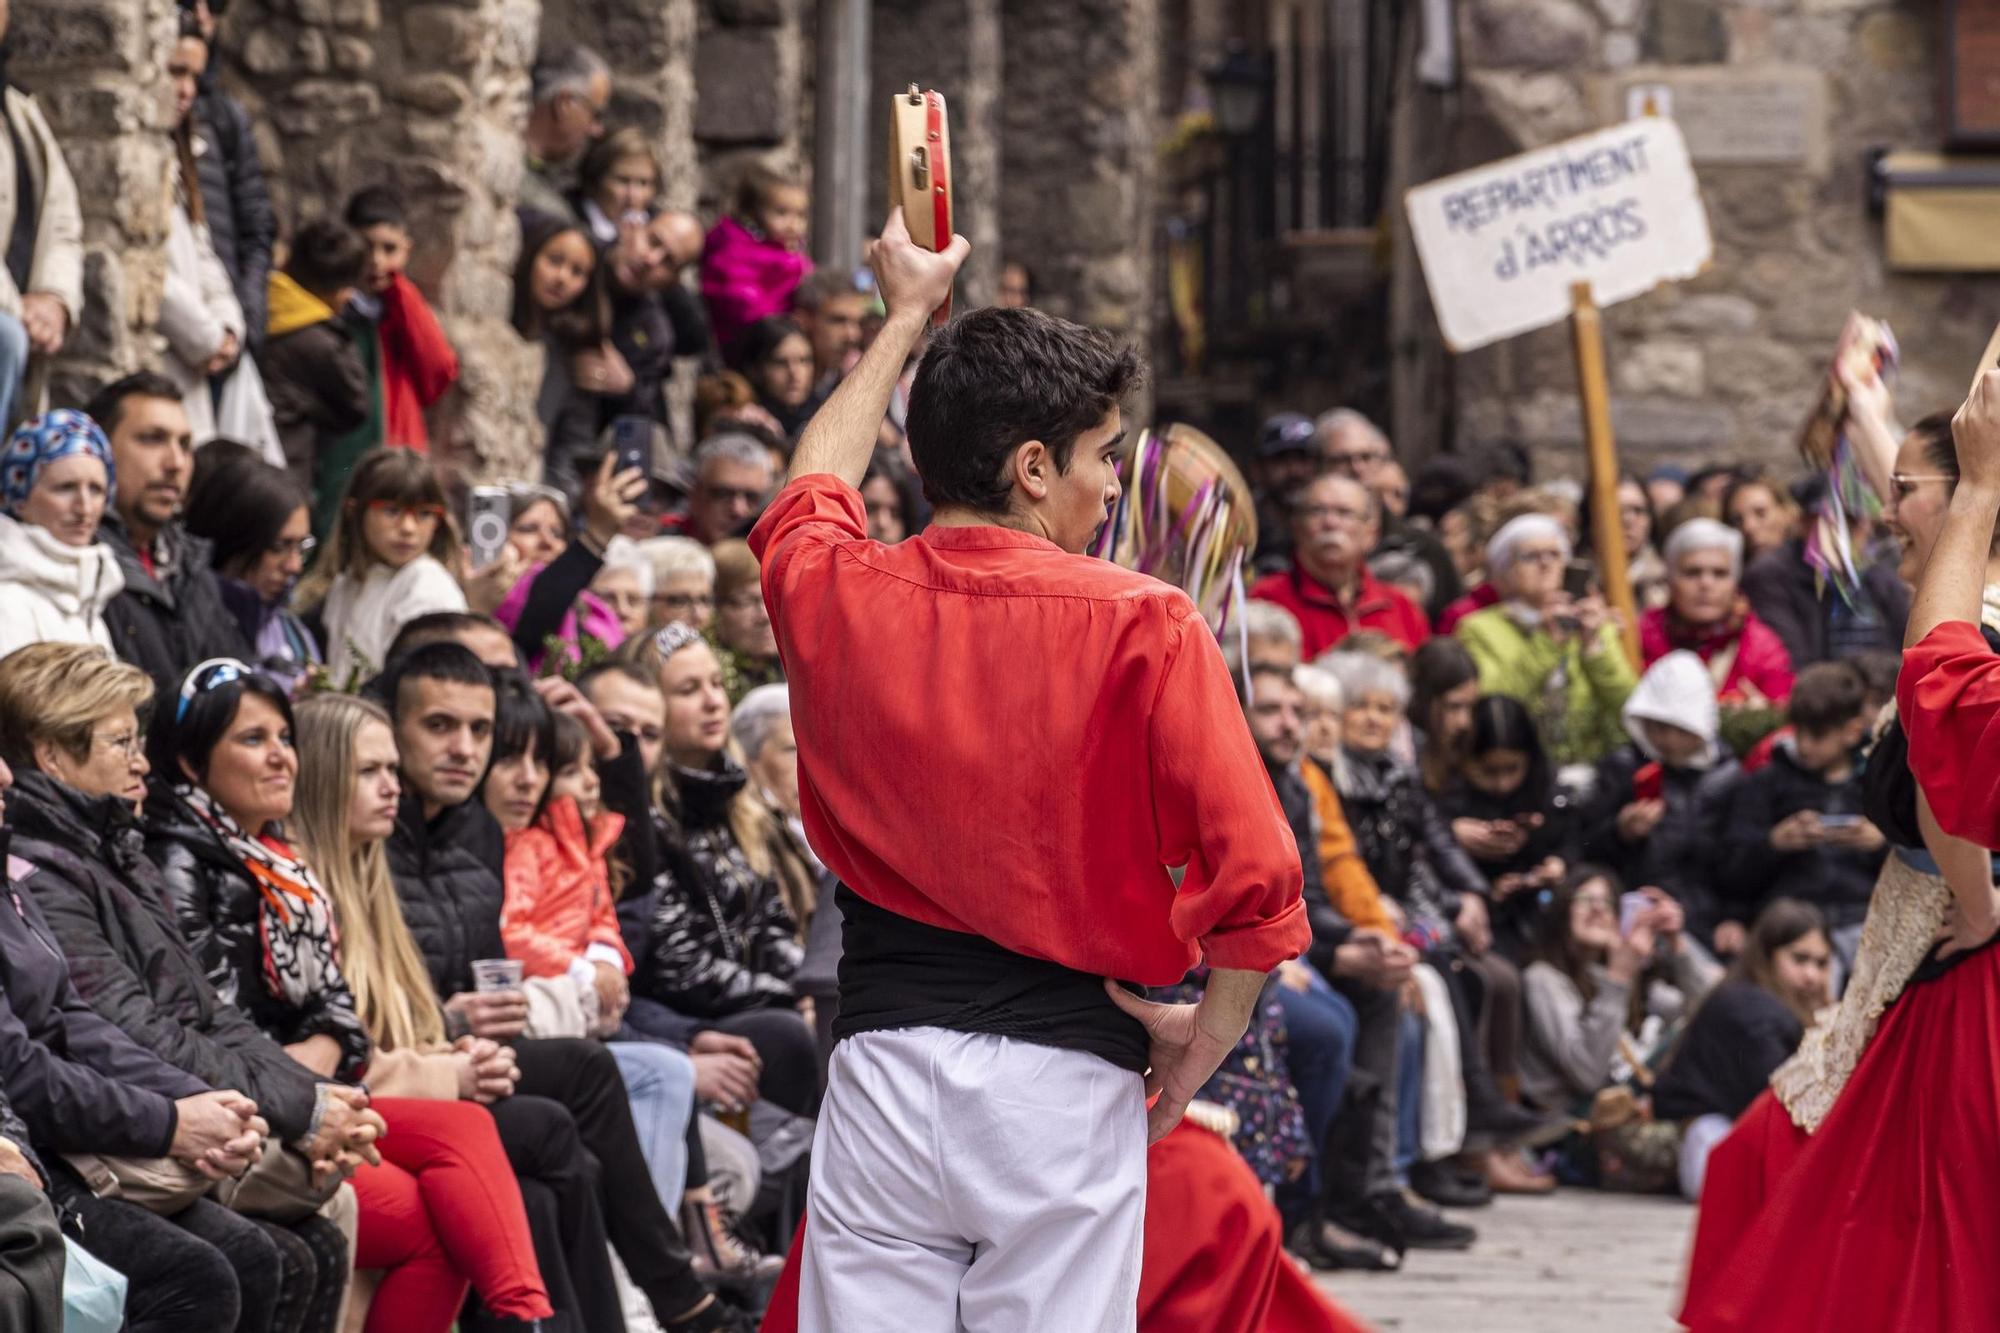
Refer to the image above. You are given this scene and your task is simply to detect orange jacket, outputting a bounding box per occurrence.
[1301,760,1396,934]
[501,796,632,978]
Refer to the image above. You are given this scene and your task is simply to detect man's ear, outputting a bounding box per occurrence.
[1011,440,1052,502]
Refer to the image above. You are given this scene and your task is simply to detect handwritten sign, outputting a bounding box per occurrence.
[1405,118,1713,352]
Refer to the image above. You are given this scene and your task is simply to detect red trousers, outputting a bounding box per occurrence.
[350,1097,552,1331]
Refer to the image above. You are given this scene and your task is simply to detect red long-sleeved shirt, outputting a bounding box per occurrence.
[1898,620,2000,847]
[749,474,1308,985]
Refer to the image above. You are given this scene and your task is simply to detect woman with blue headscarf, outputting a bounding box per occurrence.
[0,408,124,660]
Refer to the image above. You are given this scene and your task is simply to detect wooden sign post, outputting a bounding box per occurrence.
[1570,281,1641,666]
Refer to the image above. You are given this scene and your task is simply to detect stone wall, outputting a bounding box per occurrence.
[693,0,810,217]
[539,0,699,210]
[1450,0,2000,479]
[16,0,179,406]
[219,0,545,480]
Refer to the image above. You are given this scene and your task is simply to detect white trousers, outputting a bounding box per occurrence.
[798,1026,1147,1333]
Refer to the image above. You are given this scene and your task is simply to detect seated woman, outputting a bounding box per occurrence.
[486,685,773,1284]
[859,457,922,545]
[1638,518,1794,705]
[1653,899,1829,1200]
[1579,651,1744,958]
[489,461,650,673]
[141,660,559,1332]
[1434,695,1573,961]
[590,537,652,639]
[0,410,125,661]
[1406,637,1481,797]
[1519,866,1723,1122]
[183,451,322,692]
[708,540,783,705]
[1455,514,1636,766]
[641,536,717,632]
[1722,473,1800,567]
[615,624,819,1118]
[1617,472,1669,612]
[0,644,301,1333]
[729,317,818,443]
[291,690,751,1333]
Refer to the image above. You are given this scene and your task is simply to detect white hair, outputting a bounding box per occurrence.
[730,683,792,760]
[1293,664,1345,714]
[593,536,654,599]
[636,535,715,588]
[1314,407,1389,451]
[1485,513,1571,574]
[1243,600,1304,650]
[694,432,776,479]
[1662,517,1743,580]
[531,44,609,105]
[1319,649,1412,710]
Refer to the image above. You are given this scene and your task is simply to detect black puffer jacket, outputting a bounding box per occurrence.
[1578,743,1742,941]
[98,513,252,699]
[630,760,801,1019]
[387,791,508,1002]
[144,783,370,1081]
[10,772,322,1141]
[0,809,208,1159]
[192,79,275,349]
[1335,747,1487,929]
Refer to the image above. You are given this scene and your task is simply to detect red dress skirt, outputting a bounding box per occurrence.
[1680,941,2000,1331]
[759,1120,1369,1333]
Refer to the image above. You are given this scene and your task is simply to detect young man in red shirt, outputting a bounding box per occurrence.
[1249,472,1431,658]
[750,213,1308,1329]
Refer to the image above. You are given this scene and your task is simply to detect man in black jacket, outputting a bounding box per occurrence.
[378,643,747,1332]
[0,1080,63,1333]
[86,372,253,696]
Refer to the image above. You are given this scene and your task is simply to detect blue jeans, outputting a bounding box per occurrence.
[608,1041,699,1206]
[1393,1007,1426,1185]
[1273,969,1358,1226]
[0,312,27,429]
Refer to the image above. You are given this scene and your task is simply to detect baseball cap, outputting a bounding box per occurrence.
[1258,412,1317,459]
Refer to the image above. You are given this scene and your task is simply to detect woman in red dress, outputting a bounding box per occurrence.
[1680,392,2000,1331]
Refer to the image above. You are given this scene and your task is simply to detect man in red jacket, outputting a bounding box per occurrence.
[750,213,1308,1330]
[1249,472,1431,657]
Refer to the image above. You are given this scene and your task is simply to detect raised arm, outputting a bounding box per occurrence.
[786,209,968,489]
[1908,371,2000,645]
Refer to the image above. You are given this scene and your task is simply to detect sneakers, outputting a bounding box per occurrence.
[1410,1158,1494,1210]
[680,1196,787,1290]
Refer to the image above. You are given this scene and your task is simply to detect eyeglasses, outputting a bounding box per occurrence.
[1572,893,1615,913]
[177,657,249,722]
[1294,504,1370,527]
[365,500,447,522]
[268,534,317,560]
[702,485,767,508]
[652,591,715,610]
[719,592,765,614]
[1330,450,1391,472]
[93,727,144,761]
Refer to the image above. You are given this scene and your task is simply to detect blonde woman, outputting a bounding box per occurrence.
[612,624,819,1116]
[292,694,745,1332]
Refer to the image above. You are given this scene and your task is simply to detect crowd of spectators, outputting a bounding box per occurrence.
[0,0,1934,1327]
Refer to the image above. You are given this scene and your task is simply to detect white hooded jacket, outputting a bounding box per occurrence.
[1622,649,1722,771]
[0,513,125,660]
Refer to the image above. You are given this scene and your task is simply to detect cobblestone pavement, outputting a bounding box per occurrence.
[1316,1191,1696,1332]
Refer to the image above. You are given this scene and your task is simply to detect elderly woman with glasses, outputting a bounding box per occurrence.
[184,447,324,691]
[1638,518,1794,706]
[487,458,650,673]
[1454,514,1637,767]
[0,409,126,661]
[639,535,717,631]
[707,539,782,705]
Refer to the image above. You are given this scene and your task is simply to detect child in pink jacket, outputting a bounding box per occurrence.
[701,163,812,353]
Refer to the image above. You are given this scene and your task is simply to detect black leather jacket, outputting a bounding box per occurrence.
[1335,746,1487,928]
[631,759,801,1019]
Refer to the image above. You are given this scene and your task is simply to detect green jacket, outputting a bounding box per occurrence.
[1454,604,1637,766]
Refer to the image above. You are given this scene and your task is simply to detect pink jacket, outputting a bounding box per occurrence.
[1639,605,1795,704]
[493,561,628,675]
[501,796,632,979]
[700,216,811,352]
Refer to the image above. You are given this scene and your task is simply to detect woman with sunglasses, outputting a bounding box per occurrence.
[296,449,466,686]
[143,658,561,1332]
[183,448,323,692]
